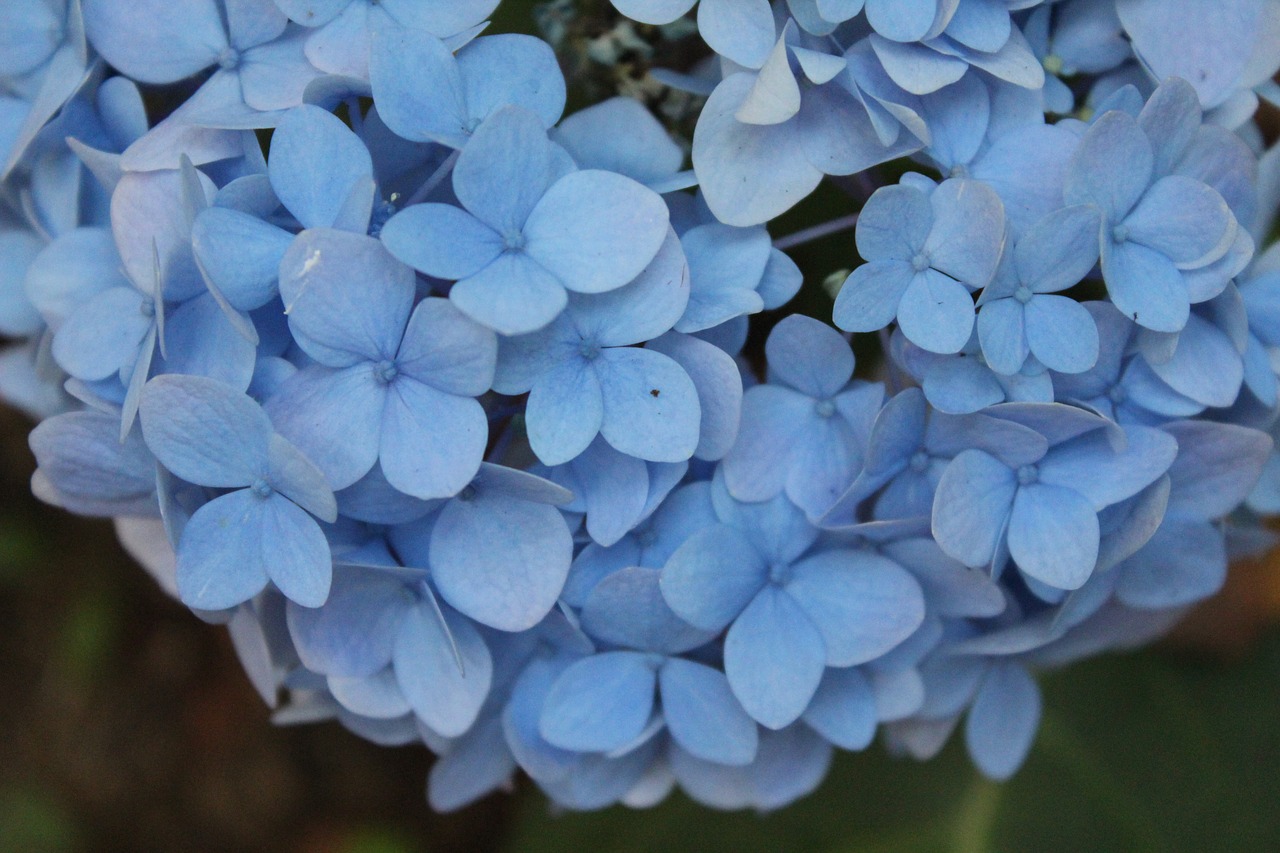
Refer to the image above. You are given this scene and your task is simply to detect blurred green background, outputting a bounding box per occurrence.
[5,2,1280,850]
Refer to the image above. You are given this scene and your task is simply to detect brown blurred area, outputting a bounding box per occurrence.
[0,407,515,853]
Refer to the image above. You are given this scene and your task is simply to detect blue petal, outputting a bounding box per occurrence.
[611,0,697,24]
[380,378,487,499]
[699,0,776,68]
[379,204,504,280]
[452,105,556,234]
[192,207,292,311]
[393,598,493,738]
[265,365,384,491]
[868,36,968,95]
[977,298,1028,375]
[553,97,684,184]
[85,0,228,83]
[735,36,801,125]
[581,567,715,655]
[457,34,566,131]
[51,288,152,382]
[660,524,767,633]
[832,260,916,334]
[139,374,271,487]
[965,662,1040,780]
[897,268,975,354]
[278,229,415,367]
[524,170,669,295]
[647,332,743,462]
[1146,314,1243,408]
[724,586,827,729]
[368,27,467,147]
[395,297,497,396]
[802,667,877,751]
[765,314,854,399]
[539,651,657,752]
[28,410,157,517]
[566,439,649,546]
[450,250,568,336]
[1123,176,1234,268]
[269,106,375,231]
[692,74,822,227]
[526,357,603,466]
[1024,295,1099,374]
[924,179,1006,287]
[1063,110,1152,222]
[1163,420,1273,520]
[597,347,700,462]
[864,0,937,42]
[175,489,272,609]
[931,449,1017,568]
[1016,205,1102,294]
[660,658,758,766]
[159,292,256,390]
[261,492,333,607]
[1100,238,1189,333]
[430,488,573,631]
[785,550,925,666]
[571,229,690,347]
[1115,520,1226,610]
[287,571,413,677]
[676,223,769,334]
[1008,482,1099,590]
[267,433,338,522]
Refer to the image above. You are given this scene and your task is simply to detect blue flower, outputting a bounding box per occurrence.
[381,106,671,335]
[720,314,884,520]
[267,228,496,498]
[138,374,338,609]
[661,476,926,728]
[833,177,1006,354]
[610,0,776,68]
[932,404,1178,590]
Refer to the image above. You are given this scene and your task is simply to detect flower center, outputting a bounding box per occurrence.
[1017,464,1039,486]
[1014,285,1034,304]
[909,450,930,473]
[503,230,526,251]
[949,164,969,179]
[814,399,836,418]
[1043,53,1064,76]
[250,478,273,499]
[374,359,399,384]
[769,561,793,585]
[1111,224,1129,244]
[578,340,601,361]
[1108,385,1127,404]
[218,48,240,70]
[139,296,155,317]
[910,251,932,272]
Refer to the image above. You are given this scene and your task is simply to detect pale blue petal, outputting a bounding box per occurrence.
[524,170,669,295]
[51,288,152,382]
[160,292,256,390]
[1115,520,1226,610]
[922,354,1006,414]
[1024,296,1099,374]
[692,74,822,227]
[785,550,925,667]
[378,204,504,280]
[278,229,414,366]
[865,0,939,42]
[676,223,769,334]
[553,96,684,184]
[802,667,877,751]
[924,179,1006,287]
[287,571,411,677]
[1101,238,1189,333]
[1124,177,1234,269]
[977,298,1028,375]
[85,0,228,83]
[897,268,975,354]
[699,0,776,69]
[1008,482,1099,590]
[367,27,467,147]
[139,373,271,487]
[175,489,271,609]
[581,566,715,654]
[192,207,292,311]
[269,106,374,230]
[765,314,854,398]
[660,524,767,633]
[1063,110,1152,221]
[571,230,690,347]
[1163,420,1273,520]
[647,332,743,462]
[380,378,487,499]
[1016,205,1102,293]
[261,492,333,607]
[868,36,968,95]
[430,488,573,631]
[457,34,566,130]
[453,106,556,234]
[597,347,700,462]
[265,365,384,490]
[394,599,493,738]
[1145,314,1242,408]
[832,260,916,334]
[931,449,1017,568]
[611,0,697,24]
[660,658,758,766]
[539,651,657,752]
[396,297,497,396]
[724,586,827,729]
[526,357,604,466]
[735,37,801,125]
[965,662,1040,780]
[450,251,568,336]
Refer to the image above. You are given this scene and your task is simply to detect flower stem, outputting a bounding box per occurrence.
[773,212,860,251]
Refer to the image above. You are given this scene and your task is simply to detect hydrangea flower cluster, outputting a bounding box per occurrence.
[5,0,1280,814]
